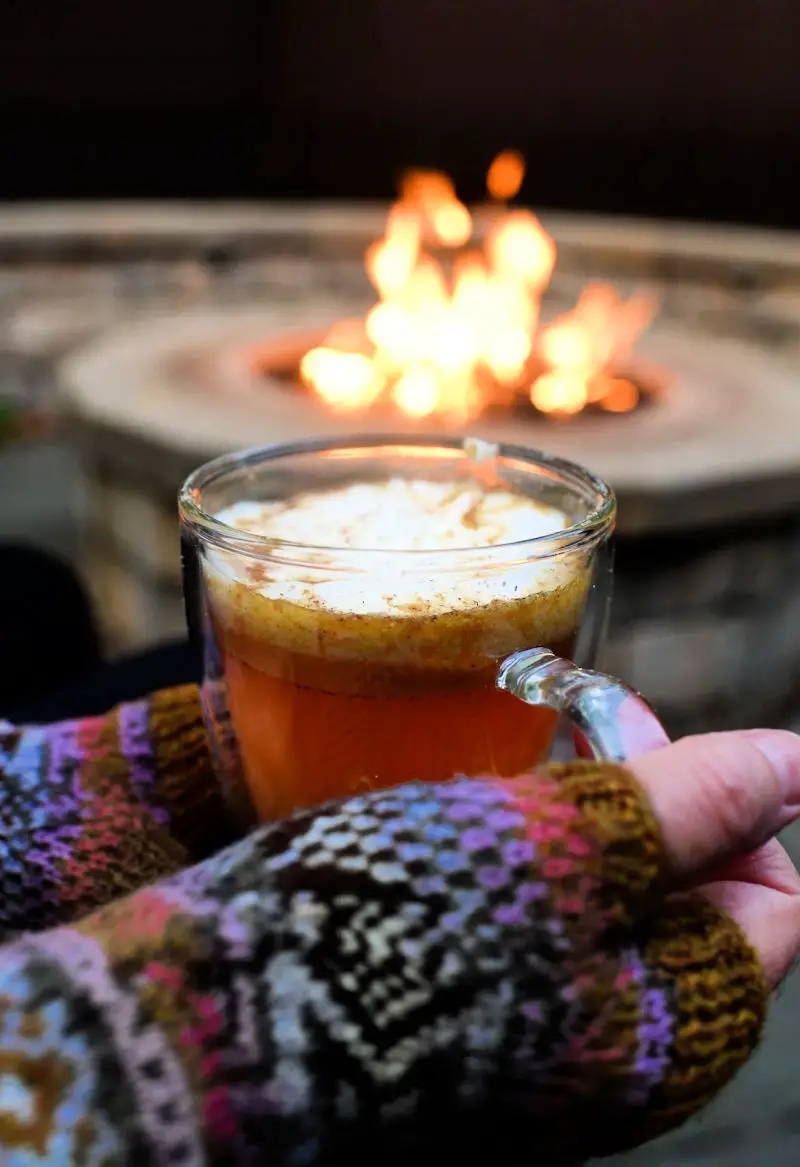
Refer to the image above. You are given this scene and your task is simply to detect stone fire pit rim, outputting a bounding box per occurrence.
[1,201,800,282]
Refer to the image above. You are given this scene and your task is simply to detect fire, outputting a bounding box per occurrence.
[486,149,526,202]
[301,154,656,420]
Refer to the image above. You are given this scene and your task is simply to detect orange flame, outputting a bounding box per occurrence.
[486,150,526,202]
[301,152,656,419]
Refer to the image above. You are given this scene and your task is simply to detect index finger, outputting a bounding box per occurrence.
[698,839,800,987]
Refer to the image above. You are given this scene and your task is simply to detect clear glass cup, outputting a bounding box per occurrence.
[179,435,667,826]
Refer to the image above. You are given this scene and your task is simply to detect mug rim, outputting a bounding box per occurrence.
[178,433,616,565]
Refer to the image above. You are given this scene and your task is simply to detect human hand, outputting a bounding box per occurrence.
[2,693,800,1165]
[0,685,232,941]
[4,682,797,984]
[623,728,800,990]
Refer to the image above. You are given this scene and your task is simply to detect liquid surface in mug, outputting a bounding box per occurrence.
[206,478,591,820]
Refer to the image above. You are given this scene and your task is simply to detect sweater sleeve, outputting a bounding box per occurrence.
[0,763,767,1166]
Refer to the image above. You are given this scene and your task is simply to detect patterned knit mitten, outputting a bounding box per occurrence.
[0,685,234,941]
[0,759,767,1165]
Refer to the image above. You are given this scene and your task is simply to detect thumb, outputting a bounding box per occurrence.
[627,729,800,880]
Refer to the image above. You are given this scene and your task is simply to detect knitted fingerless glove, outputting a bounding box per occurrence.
[0,685,235,940]
[0,686,768,1165]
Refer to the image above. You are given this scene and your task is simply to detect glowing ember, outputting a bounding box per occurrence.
[300,153,657,420]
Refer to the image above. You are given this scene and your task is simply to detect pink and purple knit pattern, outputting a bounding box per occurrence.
[0,687,229,941]
[0,691,767,1163]
[0,767,705,1165]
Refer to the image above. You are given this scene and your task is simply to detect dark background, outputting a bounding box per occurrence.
[2,0,799,225]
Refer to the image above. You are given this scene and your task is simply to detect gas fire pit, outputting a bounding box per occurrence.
[3,178,800,737]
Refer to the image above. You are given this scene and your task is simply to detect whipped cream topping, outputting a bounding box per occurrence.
[209,479,582,623]
[216,478,569,552]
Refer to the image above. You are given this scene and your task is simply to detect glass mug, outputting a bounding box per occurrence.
[179,435,668,826]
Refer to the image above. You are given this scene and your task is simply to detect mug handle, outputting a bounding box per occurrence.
[497,648,670,762]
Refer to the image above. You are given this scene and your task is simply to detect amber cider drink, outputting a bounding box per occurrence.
[202,476,591,821]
